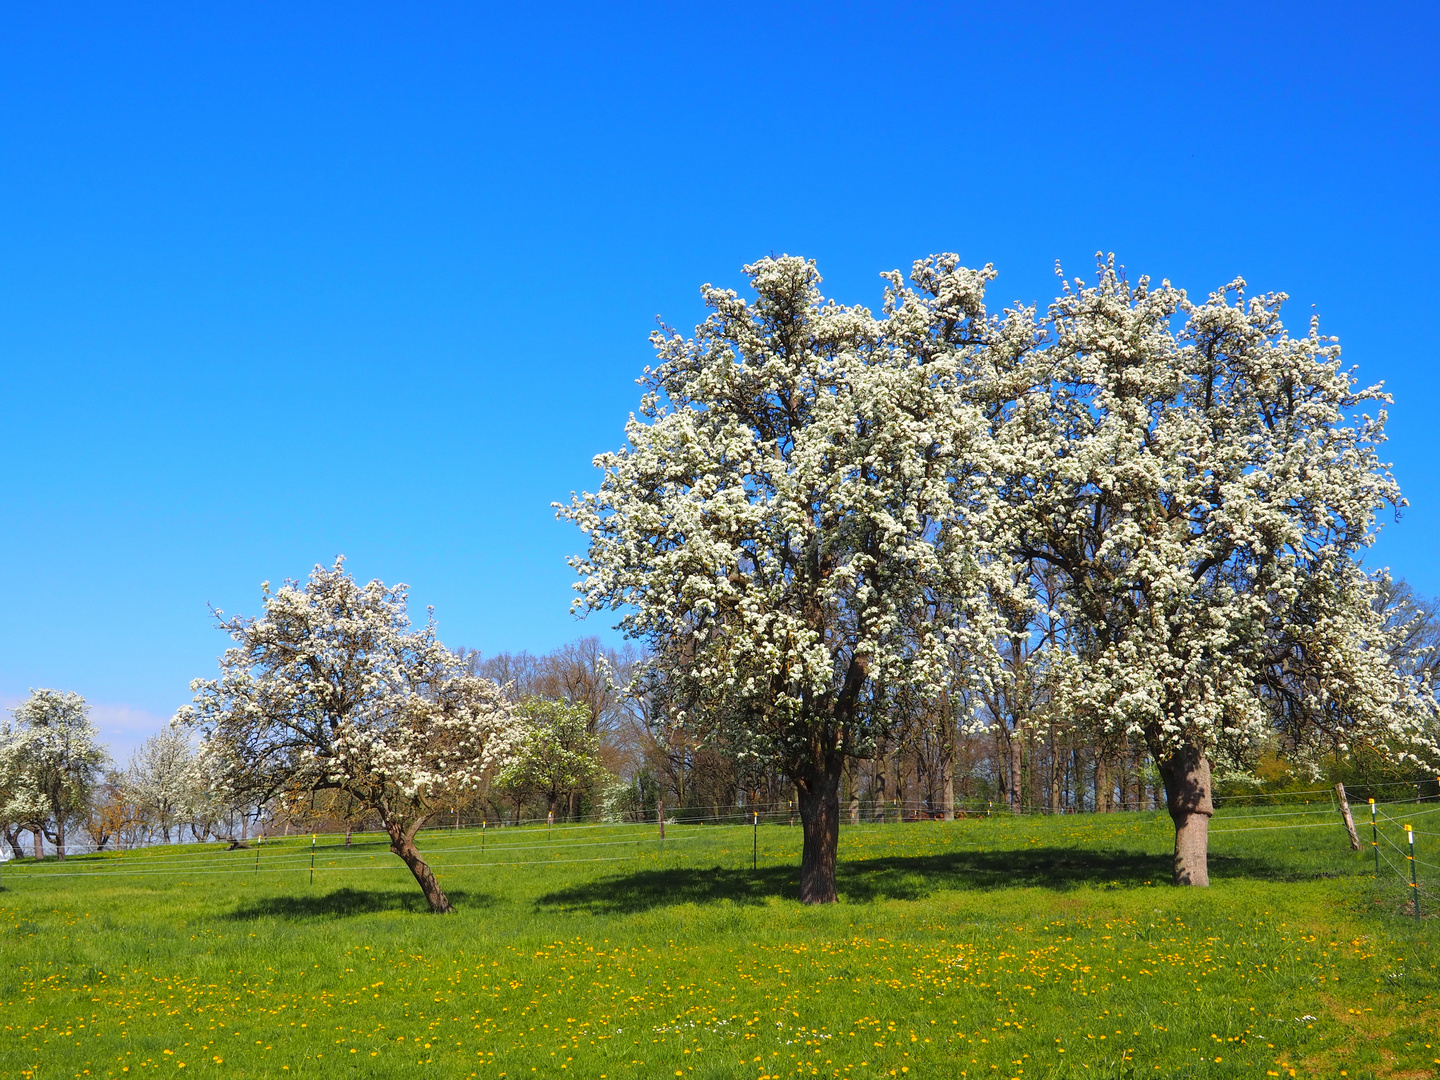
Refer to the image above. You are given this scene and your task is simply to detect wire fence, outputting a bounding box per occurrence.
[0,792,1433,916]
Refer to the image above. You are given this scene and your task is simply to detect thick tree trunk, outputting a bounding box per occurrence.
[795,759,842,905]
[56,815,66,861]
[388,827,453,913]
[1158,743,1213,887]
[33,830,43,859]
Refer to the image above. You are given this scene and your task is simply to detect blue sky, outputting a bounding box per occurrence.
[2,2,1437,759]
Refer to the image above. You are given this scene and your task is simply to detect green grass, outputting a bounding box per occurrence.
[1,803,1436,1080]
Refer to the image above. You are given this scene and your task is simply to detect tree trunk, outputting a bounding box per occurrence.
[1048,742,1062,814]
[1009,735,1023,814]
[1158,742,1213,887]
[33,830,43,859]
[388,826,453,914]
[795,759,842,904]
[940,753,955,821]
[846,761,861,826]
[56,815,65,861]
[873,758,887,823]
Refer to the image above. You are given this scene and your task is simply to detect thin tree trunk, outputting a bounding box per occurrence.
[1009,734,1023,814]
[56,815,65,861]
[795,758,842,905]
[1157,742,1213,887]
[388,824,453,914]
[873,756,887,823]
[1048,739,1062,814]
[847,761,861,826]
[940,752,955,822]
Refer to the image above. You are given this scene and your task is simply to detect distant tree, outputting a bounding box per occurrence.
[0,723,42,859]
[8,690,107,860]
[176,559,520,913]
[498,699,603,820]
[561,256,1003,902]
[84,772,149,852]
[1374,577,1440,684]
[125,728,196,843]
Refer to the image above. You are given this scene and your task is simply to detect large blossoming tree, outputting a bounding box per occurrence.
[980,258,1438,885]
[176,559,520,913]
[560,256,1004,903]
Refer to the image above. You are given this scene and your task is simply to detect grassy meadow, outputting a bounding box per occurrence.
[1,802,1437,1080]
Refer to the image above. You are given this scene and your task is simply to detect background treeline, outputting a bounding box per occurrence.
[6,581,1439,860]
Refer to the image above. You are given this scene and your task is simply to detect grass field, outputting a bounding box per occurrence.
[1,801,1436,1080]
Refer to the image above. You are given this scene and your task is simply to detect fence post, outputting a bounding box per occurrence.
[753,811,758,871]
[1335,783,1360,851]
[1370,799,1379,875]
[310,834,316,885]
[254,834,261,875]
[658,800,665,842]
[1406,825,1420,919]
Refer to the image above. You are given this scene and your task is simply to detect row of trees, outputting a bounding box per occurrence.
[0,634,612,873]
[11,253,1440,912]
[561,253,1440,900]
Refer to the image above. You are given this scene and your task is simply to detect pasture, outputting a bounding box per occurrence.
[1,803,1436,1080]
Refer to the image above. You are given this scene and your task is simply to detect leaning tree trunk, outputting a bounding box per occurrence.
[387,824,453,914]
[1157,742,1213,887]
[795,758,843,904]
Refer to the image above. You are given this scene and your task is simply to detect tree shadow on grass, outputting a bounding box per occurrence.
[226,886,497,920]
[533,846,1282,915]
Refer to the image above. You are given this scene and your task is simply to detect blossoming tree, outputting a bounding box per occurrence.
[6,689,106,860]
[176,559,519,913]
[560,256,1004,903]
[977,258,1438,885]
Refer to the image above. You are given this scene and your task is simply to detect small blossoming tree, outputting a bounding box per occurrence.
[5,689,106,860]
[176,559,520,913]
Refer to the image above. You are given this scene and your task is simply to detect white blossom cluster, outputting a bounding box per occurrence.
[988,259,1436,772]
[176,558,522,838]
[559,255,1013,778]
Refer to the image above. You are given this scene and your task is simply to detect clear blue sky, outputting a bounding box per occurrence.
[2,2,1437,758]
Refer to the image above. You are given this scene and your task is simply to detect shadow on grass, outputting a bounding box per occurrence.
[227,885,496,920]
[534,846,1283,914]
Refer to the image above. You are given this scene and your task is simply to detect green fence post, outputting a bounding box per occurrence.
[753,811,758,871]
[310,834,316,886]
[1406,825,1420,919]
